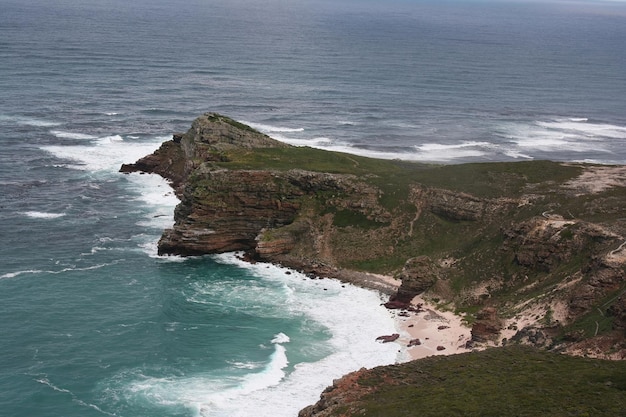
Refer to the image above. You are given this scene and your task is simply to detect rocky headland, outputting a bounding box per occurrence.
[122,113,626,416]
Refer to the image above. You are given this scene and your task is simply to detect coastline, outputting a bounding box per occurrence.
[394,295,472,361]
[235,255,474,365]
[317,269,473,362]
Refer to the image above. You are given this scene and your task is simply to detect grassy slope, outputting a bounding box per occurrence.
[351,346,626,417]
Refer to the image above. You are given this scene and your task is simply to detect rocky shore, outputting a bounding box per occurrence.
[122,113,626,416]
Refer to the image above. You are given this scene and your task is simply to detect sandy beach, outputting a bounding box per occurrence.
[391,295,473,361]
[360,273,473,361]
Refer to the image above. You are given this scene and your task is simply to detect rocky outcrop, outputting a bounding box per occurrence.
[121,112,287,194]
[158,169,304,255]
[502,216,616,273]
[423,188,499,221]
[388,256,439,306]
[120,139,187,193]
[471,307,503,343]
[500,216,625,323]
[157,167,388,257]
[298,368,374,417]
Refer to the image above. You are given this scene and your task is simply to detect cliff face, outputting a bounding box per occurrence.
[122,113,626,358]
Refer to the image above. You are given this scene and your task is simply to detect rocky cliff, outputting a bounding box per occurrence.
[123,113,626,416]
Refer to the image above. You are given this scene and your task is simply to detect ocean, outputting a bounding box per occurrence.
[1,0,625,416]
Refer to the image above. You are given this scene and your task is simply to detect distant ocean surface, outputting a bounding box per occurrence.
[1,0,625,416]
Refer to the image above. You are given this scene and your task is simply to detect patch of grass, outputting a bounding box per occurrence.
[346,346,626,417]
[561,305,617,339]
[404,160,583,199]
[332,209,388,229]
[348,256,408,274]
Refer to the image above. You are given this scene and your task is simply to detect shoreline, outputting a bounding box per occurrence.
[321,268,473,362]
[238,255,473,363]
[393,295,472,361]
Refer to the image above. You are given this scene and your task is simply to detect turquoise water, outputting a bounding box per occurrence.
[2,0,626,415]
[0,133,399,416]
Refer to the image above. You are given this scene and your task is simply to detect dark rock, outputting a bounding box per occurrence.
[511,326,551,348]
[384,300,411,310]
[376,334,400,343]
[408,338,421,346]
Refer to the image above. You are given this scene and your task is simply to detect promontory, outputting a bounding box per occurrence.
[122,113,626,416]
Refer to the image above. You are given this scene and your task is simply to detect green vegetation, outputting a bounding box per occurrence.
[331,209,388,229]
[350,346,626,417]
[216,147,584,199]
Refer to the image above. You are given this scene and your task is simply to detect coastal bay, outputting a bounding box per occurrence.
[3,1,626,415]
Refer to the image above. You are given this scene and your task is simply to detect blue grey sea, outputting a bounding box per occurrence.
[1,0,626,416]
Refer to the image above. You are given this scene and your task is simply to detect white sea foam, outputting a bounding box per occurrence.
[41,132,179,255]
[503,150,533,160]
[119,254,398,417]
[50,130,97,140]
[36,377,118,416]
[197,254,397,417]
[126,174,178,228]
[125,172,179,257]
[235,337,290,395]
[22,211,66,219]
[122,333,291,414]
[413,141,492,161]
[269,133,334,148]
[500,118,625,157]
[316,141,491,162]
[41,135,168,172]
[249,116,626,164]
[537,119,626,139]
[0,114,62,127]
[35,378,72,393]
[226,361,264,370]
[271,332,291,344]
[1,263,115,280]
[263,125,493,162]
[0,269,44,279]
[243,121,305,133]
